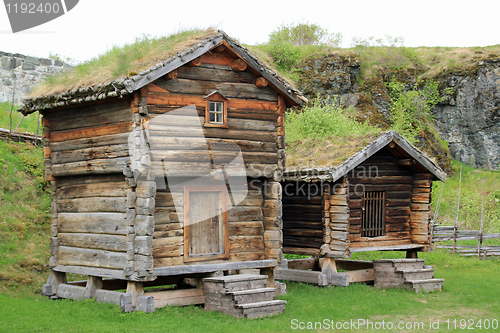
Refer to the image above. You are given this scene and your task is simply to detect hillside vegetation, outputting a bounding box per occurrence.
[0,102,40,134]
[0,139,50,297]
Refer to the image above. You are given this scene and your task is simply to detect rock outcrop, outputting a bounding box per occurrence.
[433,59,500,171]
[297,54,500,171]
[0,51,73,104]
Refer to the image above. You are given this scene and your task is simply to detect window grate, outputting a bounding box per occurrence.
[361,191,385,237]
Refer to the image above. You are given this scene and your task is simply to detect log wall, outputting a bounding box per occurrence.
[44,48,288,278]
[44,95,157,281]
[282,182,324,256]
[152,177,268,267]
[147,50,285,268]
[348,149,414,248]
[409,173,433,250]
[325,177,350,257]
[144,56,284,179]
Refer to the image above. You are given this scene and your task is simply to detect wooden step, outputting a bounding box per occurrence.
[205,287,276,307]
[374,259,426,272]
[396,268,435,281]
[405,279,444,293]
[235,300,287,319]
[204,274,267,293]
[229,287,276,304]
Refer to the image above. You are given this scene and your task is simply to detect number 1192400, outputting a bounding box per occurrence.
[5,2,61,14]
[445,319,498,330]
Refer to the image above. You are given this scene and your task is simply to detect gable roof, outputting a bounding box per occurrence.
[19,31,306,115]
[283,130,447,182]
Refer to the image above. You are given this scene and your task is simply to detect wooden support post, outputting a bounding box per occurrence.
[406,250,418,258]
[321,257,337,277]
[478,194,485,258]
[84,276,103,298]
[126,281,144,308]
[453,167,462,255]
[260,267,276,288]
[43,270,67,296]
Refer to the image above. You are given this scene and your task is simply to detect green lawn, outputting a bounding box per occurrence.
[0,102,41,134]
[0,249,499,333]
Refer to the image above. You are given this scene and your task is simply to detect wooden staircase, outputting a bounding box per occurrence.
[203,274,286,319]
[373,259,444,293]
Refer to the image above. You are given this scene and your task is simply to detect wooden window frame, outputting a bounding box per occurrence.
[183,185,229,262]
[361,191,386,237]
[204,93,228,128]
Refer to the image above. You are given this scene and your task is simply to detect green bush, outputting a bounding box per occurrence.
[285,96,379,142]
[263,22,342,75]
[386,78,451,144]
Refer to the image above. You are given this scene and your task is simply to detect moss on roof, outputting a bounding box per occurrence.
[30,28,219,97]
[285,131,381,170]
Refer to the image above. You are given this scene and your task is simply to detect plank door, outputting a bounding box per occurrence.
[183,186,229,262]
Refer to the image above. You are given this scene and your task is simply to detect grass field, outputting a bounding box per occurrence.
[0,139,499,332]
[0,249,499,333]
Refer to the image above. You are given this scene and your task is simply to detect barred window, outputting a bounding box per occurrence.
[361,191,385,237]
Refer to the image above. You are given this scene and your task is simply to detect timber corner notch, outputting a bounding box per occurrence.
[22,30,305,316]
[277,130,447,288]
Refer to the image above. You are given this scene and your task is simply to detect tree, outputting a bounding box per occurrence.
[269,22,342,47]
[265,22,342,73]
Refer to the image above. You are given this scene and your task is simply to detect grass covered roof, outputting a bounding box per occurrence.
[30,28,219,97]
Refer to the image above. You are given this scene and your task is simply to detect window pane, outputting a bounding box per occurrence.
[216,102,222,112]
[216,113,222,123]
[209,102,215,112]
[209,112,215,122]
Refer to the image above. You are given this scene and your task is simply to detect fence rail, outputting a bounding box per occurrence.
[432,224,500,258]
[0,128,42,144]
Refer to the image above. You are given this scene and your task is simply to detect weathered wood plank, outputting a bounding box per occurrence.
[51,157,130,177]
[282,247,320,256]
[229,221,264,236]
[56,182,130,199]
[50,123,132,142]
[146,288,205,308]
[228,206,263,222]
[155,78,277,101]
[57,213,128,235]
[51,144,129,164]
[229,236,264,252]
[50,132,130,152]
[57,233,127,252]
[274,269,328,286]
[57,197,128,213]
[176,65,256,83]
[153,259,276,276]
[57,246,128,269]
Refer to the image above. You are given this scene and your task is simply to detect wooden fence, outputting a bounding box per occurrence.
[432,224,500,258]
[0,128,42,144]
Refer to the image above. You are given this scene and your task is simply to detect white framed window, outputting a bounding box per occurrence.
[208,101,224,124]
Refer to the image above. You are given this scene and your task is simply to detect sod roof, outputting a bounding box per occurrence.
[19,29,305,115]
[284,130,447,182]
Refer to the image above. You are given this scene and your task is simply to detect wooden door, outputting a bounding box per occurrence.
[184,186,229,262]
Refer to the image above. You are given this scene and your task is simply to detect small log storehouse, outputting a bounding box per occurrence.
[280,130,447,282]
[19,30,305,313]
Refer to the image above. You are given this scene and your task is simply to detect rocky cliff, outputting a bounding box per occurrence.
[0,51,73,105]
[296,53,500,171]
